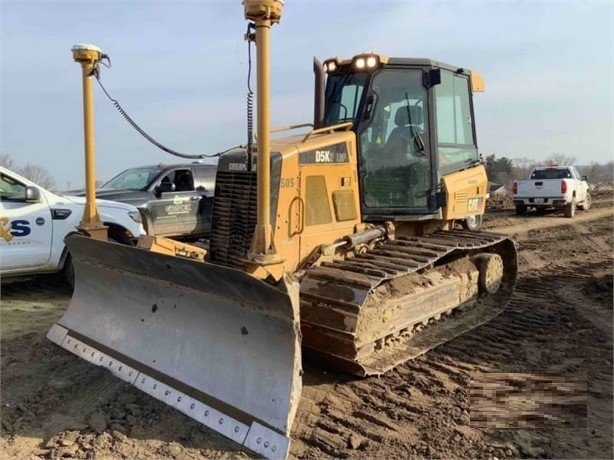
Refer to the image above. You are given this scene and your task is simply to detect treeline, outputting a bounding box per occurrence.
[2,151,610,194]
[0,154,56,189]
[484,153,613,190]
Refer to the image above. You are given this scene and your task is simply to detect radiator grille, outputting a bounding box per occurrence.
[209,171,257,269]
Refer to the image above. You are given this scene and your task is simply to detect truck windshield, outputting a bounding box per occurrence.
[102,167,161,190]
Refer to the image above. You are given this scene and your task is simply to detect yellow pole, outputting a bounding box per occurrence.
[72,44,108,240]
[254,18,272,255]
[243,0,283,263]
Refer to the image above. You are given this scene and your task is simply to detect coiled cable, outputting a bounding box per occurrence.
[95,72,219,160]
[245,22,256,171]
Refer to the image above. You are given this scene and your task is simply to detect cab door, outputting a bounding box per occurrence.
[0,172,52,270]
[192,165,216,237]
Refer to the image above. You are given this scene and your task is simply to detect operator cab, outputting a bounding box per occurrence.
[321,54,483,219]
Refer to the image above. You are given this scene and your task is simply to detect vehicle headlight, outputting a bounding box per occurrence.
[128,210,142,224]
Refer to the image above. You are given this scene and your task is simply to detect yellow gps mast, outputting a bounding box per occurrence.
[72,43,108,241]
[243,0,284,267]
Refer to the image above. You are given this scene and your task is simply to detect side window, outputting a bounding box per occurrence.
[327,84,365,124]
[0,174,27,201]
[435,71,478,174]
[172,169,194,192]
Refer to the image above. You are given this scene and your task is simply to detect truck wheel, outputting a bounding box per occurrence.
[461,214,483,231]
[579,192,591,211]
[515,204,527,215]
[564,197,576,218]
[63,253,75,290]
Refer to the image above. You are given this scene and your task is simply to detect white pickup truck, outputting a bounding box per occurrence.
[513,166,591,218]
[0,166,145,286]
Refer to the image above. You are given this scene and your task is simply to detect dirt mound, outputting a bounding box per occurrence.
[592,189,614,200]
[487,194,514,210]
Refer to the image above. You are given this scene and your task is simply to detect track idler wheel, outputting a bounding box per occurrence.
[472,253,504,294]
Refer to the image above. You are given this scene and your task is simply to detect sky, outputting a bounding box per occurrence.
[1,0,613,188]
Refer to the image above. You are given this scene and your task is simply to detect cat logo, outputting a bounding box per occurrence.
[315,150,332,163]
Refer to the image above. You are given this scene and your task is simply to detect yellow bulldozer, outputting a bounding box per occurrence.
[48,1,517,458]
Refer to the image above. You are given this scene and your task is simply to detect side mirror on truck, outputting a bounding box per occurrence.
[155,181,175,197]
[25,186,41,203]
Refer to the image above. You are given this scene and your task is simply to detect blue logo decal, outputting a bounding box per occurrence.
[36,217,45,226]
[11,220,31,237]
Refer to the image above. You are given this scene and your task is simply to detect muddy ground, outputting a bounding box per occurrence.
[1,192,612,459]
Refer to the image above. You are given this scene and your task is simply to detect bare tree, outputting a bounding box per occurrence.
[579,161,614,187]
[18,163,56,189]
[0,153,16,169]
[546,153,576,166]
[513,157,539,179]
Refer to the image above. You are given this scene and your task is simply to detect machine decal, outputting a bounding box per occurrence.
[280,178,295,188]
[299,143,349,164]
[164,203,192,216]
[467,197,482,212]
[228,162,248,171]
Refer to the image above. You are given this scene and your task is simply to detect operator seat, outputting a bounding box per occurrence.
[382,105,424,166]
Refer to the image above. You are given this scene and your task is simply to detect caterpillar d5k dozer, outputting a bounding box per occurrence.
[48,0,517,457]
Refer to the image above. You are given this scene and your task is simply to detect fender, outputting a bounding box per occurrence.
[138,208,155,236]
[59,231,80,270]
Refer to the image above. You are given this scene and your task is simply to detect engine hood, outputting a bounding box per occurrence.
[61,189,151,207]
[59,194,137,211]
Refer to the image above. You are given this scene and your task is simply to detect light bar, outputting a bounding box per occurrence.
[352,53,387,72]
[323,58,339,73]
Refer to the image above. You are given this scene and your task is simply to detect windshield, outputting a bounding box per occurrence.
[102,167,161,190]
[324,72,369,126]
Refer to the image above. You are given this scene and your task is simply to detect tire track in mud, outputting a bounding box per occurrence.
[291,218,613,459]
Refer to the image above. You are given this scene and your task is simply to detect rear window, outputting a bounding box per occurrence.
[530,169,572,180]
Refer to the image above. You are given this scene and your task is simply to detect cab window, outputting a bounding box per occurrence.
[324,73,369,125]
[0,174,27,201]
[435,71,478,175]
[172,169,194,192]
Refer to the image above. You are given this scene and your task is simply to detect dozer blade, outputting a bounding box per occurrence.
[48,234,302,459]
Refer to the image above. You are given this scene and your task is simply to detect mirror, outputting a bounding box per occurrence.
[25,186,41,203]
[155,181,175,197]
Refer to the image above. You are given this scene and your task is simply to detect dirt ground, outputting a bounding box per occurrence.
[1,191,612,459]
